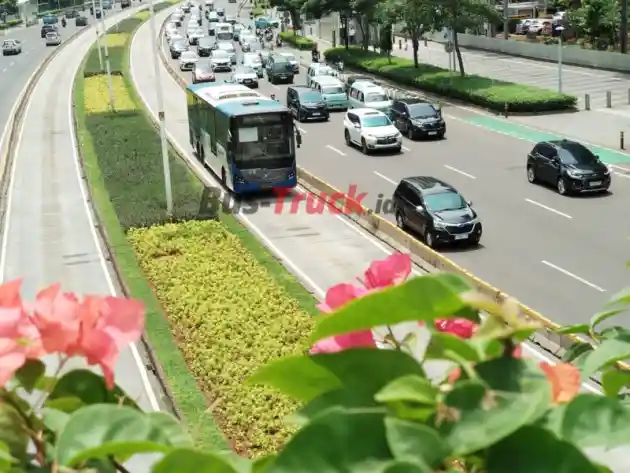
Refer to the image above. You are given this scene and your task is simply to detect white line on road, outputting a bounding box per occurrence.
[541,260,606,292]
[325,144,346,156]
[444,165,476,179]
[613,171,630,179]
[1,68,5,73]
[374,171,397,185]
[269,83,279,90]
[9,62,14,67]
[402,145,410,152]
[525,198,572,219]
[298,127,307,134]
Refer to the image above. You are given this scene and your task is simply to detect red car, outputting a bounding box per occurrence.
[192,60,215,83]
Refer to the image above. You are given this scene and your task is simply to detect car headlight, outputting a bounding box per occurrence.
[566,170,583,178]
[433,221,447,229]
[604,165,611,175]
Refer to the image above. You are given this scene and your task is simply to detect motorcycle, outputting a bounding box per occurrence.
[311,51,319,63]
[61,18,67,27]
[275,36,282,47]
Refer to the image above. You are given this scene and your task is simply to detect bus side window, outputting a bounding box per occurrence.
[206,105,217,154]
[358,92,364,103]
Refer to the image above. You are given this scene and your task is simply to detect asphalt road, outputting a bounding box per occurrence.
[135,4,630,469]
[310,20,630,110]
[158,5,630,333]
[0,4,165,472]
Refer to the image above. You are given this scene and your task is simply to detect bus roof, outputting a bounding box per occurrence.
[187,82,286,116]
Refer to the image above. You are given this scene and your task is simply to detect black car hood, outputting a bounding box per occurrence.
[566,162,607,173]
[432,208,475,224]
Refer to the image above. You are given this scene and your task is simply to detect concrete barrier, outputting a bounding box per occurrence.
[155,19,629,380]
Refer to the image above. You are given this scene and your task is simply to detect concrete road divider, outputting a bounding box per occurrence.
[154,19,626,379]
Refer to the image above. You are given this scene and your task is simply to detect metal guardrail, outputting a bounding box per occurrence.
[154,18,628,383]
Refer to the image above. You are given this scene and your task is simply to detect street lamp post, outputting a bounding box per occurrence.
[98,0,115,110]
[148,1,173,216]
[91,0,103,70]
[556,26,565,94]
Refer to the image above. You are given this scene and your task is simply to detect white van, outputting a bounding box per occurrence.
[216,22,234,41]
[347,81,392,113]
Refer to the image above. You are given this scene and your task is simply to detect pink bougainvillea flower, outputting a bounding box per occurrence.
[30,284,81,354]
[75,296,145,388]
[0,338,27,387]
[435,318,478,339]
[311,330,376,354]
[317,283,368,313]
[362,253,411,290]
[539,361,580,404]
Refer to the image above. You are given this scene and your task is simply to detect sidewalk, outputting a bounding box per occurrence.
[304,27,630,157]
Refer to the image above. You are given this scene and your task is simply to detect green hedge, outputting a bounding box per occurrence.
[323,46,577,113]
[252,7,264,17]
[279,31,314,50]
[0,19,23,29]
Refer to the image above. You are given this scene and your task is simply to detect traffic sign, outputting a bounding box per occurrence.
[444,41,454,53]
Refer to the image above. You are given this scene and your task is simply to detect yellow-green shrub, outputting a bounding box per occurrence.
[84,75,136,114]
[128,220,314,457]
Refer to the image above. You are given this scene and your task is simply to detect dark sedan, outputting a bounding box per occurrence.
[526,139,611,195]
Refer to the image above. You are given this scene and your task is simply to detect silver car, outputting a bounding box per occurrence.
[217,41,236,64]
[209,49,231,71]
[242,52,263,77]
[2,39,21,55]
[188,27,204,45]
[45,32,61,46]
[241,38,261,53]
[232,66,259,88]
[179,50,199,71]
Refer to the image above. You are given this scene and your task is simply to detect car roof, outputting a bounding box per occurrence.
[351,108,386,117]
[292,85,317,94]
[537,139,581,149]
[401,176,456,195]
[314,76,342,84]
[396,97,432,106]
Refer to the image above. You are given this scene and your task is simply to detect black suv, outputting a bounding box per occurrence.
[75,15,88,26]
[121,0,131,8]
[390,98,445,140]
[393,176,481,248]
[266,55,294,84]
[197,36,213,56]
[526,139,611,195]
[41,24,58,38]
[170,39,188,58]
[286,86,328,122]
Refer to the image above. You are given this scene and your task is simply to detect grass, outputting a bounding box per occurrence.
[73,0,319,455]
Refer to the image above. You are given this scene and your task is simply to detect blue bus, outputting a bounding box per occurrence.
[186,82,300,193]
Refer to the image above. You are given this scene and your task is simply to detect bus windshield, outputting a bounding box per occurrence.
[234,113,294,167]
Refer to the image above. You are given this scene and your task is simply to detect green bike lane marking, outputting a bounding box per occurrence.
[465,115,630,165]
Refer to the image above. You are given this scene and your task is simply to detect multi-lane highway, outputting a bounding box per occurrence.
[0,4,165,472]
[155,4,630,333]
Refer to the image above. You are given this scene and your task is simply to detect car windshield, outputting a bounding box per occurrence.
[198,38,212,46]
[365,92,388,103]
[213,50,228,58]
[196,61,213,72]
[172,40,187,48]
[244,55,261,65]
[182,52,197,59]
[301,91,322,102]
[322,86,344,94]
[361,115,391,127]
[281,54,295,61]
[407,103,438,118]
[218,43,234,51]
[424,192,467,212]
[217,32,232,40]
[558,143,598,164]
[2,41,15,46]
[317,66,333,75]
[236,66,255,74]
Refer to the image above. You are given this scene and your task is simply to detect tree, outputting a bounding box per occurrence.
[433,0,500,76]
[269,0,307,32]
[570,0,619,50]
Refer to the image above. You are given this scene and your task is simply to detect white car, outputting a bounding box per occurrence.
[170,12,183,26]
[239,32,256,47]
[168,33,184,45]
[242,52,263,77]
[187,28,204,45]
[343,108,402,154]
[45,32,61,46]
[232,66,259,88]
[179,50,199,71]
[209,49,231,71]
[2,39,21,55]
[217,41,236,64]
[278,52,299,73]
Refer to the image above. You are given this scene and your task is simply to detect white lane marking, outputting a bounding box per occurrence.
[268,83,279,90]
[374,171,397,185]
[1,68,6,73]
[155,21,600,393]
[525,198,572,219]
[325,144,346,156]
[402,145,410,152]
[541,260,606,292]
[613,171,630,179]
[298,127,307,134]
[9,62,14,67]
[444,164,476,179]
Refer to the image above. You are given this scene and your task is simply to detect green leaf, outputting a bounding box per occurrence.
[0,403,30,463]
[311,274,473,342]
[0,441,15,470]
[252,455,276,473]
[250,349,425,403]
[487,426,601,473]
[545,394,630,450]
[292,387,379,425]
[439,358,551,456]
[375,375,438,406]
[424,332,483,362]
[48,370,138,409]
[556,323,590,335]
[385,417,450,469]
[590,305,628,335]
[601,369,630,397]
[266,408,393,473]
[151,449,240,473]
[605,286,630,308]
[42,407,70,435]
[381,460,432,473]
[45,397,84,413]
[563,342,594,363]
[14,359,45,393]
[581,335,630,379]
[55,404,192,466]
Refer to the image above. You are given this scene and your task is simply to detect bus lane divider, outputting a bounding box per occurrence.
[155,19,620,387]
